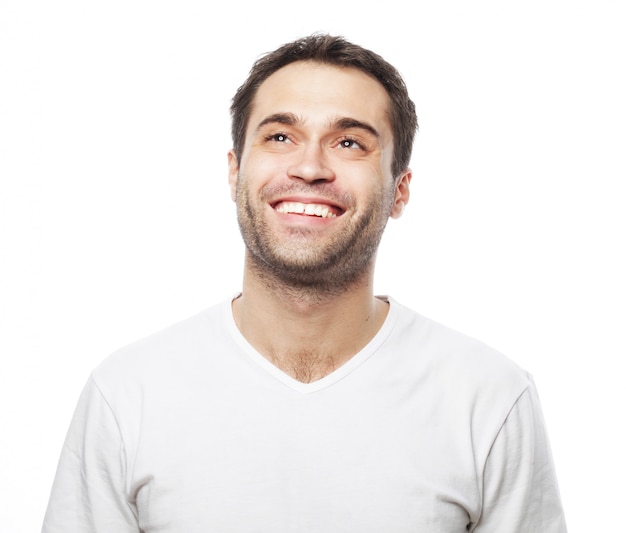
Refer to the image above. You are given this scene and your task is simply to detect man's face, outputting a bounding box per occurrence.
[229,61,410,292]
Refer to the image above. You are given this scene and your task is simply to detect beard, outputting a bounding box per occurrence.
[235,174,394,295]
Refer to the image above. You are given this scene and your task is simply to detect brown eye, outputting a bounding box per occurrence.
[264,133,290,143]
[338,138,364,150]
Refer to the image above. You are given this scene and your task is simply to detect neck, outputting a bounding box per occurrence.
[232,256,389,383]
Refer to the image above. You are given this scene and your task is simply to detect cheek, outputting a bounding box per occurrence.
[241,150,289,184]
[338,159,390,192]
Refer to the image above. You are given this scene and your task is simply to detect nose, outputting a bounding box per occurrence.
[287,143,335,183]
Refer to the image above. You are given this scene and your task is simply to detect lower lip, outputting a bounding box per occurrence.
[274,210,339,226]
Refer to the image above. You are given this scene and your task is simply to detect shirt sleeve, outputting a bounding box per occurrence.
[471,377,568,532]
[42,376,140,533]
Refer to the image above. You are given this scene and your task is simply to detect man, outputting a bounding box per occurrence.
[43,34,567,531]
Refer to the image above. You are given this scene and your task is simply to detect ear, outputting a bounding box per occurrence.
[389,169,412,219]
[227,150,239,202]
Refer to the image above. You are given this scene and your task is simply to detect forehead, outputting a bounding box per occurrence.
[249,61,392,135]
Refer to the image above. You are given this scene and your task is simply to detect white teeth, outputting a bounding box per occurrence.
[276,201,337,218]
[284,202,305,214]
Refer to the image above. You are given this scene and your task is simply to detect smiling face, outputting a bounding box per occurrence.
[229,61,410,293]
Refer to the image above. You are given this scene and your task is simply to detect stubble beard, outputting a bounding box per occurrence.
[235,174,394,298]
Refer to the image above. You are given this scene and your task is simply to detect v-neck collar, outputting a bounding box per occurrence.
[223,295,399,394]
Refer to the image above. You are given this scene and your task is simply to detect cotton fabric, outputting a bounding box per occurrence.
[43,297,567,532]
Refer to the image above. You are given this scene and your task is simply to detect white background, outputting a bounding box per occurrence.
[1,0,624,530]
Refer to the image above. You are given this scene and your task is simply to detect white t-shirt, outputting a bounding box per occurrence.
[42,297,567,532]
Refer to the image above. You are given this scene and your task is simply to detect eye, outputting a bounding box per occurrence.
[337,137,365,150]
[265,132,291,143]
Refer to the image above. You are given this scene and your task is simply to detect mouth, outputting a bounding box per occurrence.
[272,200,343,219]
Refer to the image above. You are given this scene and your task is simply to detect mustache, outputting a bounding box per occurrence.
[257,182,356,206]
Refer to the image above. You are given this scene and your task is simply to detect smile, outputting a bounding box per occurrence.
[274,201,340,218]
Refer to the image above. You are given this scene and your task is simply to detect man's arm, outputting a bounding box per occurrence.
[42,377,140,532]
[471,378,567,532]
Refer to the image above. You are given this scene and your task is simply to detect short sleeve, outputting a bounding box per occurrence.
[42,376,140,532]
[471,378,567,532]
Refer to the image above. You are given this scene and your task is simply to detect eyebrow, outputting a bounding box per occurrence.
[333,117,381,140]
[255,113,382,140]
[256,112,299,131]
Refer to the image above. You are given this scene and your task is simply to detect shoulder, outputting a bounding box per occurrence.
[385,298,535,464]
[91,299,231,393]
[386,297,531,408]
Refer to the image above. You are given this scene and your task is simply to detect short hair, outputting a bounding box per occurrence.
[230,34,418,179]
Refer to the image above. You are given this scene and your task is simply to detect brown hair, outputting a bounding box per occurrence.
[230,34,418,179]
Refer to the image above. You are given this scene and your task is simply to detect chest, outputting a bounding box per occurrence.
[128,383,481,532]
